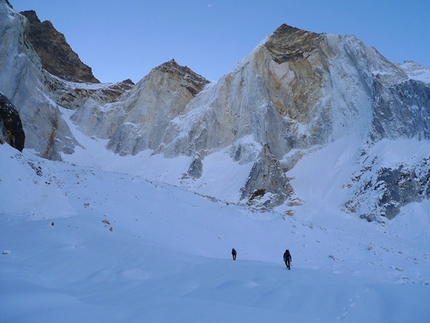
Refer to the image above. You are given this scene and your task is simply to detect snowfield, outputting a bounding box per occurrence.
[1,141,430,323]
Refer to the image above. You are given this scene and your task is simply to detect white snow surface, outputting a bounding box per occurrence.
[1,136,430,322]
[400,61,430,83]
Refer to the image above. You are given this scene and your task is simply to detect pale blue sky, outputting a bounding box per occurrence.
[12,0,430,83]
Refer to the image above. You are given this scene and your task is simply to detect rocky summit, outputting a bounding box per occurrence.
[265,23,323,63]
[154,59,210,96]
[20,10,99,83]
[1,1,429,221]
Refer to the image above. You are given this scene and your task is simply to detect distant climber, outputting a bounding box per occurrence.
[283,249,292,270]
[231,248,237,260]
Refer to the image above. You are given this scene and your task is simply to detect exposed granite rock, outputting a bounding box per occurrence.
[240,145,293,209]
[20,10,99,83]
[265,24,323,63]
[153,25,329,161]
[93,79,135,102]
[154,59,210,96]
[46,74,134,109]
[0,92,25,151]
[345,157,430,220]
[185,154,203,179]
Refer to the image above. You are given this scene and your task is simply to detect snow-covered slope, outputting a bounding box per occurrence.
[1,143,430,322]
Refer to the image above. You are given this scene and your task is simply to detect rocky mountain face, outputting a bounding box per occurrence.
[1,1,429,220]
[371,75,430,142]
[0,1,133,159]
[20,10,99,83]
[345,153,430,221]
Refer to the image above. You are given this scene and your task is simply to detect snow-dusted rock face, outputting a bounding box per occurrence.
[344,142,430,220]
[121,24,429,214]
[240,144,293,209]
[371,77,430,141]
[136,25,395,208]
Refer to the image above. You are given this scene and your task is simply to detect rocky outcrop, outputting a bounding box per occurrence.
[0,92,25,151]
[184,154,203,179]
[20,10,99,83]
[240,145,293,209]
[46,75,134,109]
[265,24,323,63]
[345,155,430,220]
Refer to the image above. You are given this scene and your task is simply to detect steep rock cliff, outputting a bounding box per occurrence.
[20,10,99,83]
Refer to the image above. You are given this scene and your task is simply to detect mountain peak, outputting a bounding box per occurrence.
[154,59,210,96]
[265,23,322,63]
[20,10,99,83]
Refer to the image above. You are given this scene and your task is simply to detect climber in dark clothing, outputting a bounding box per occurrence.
[231,248,237,260]
[283,249,292,270]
